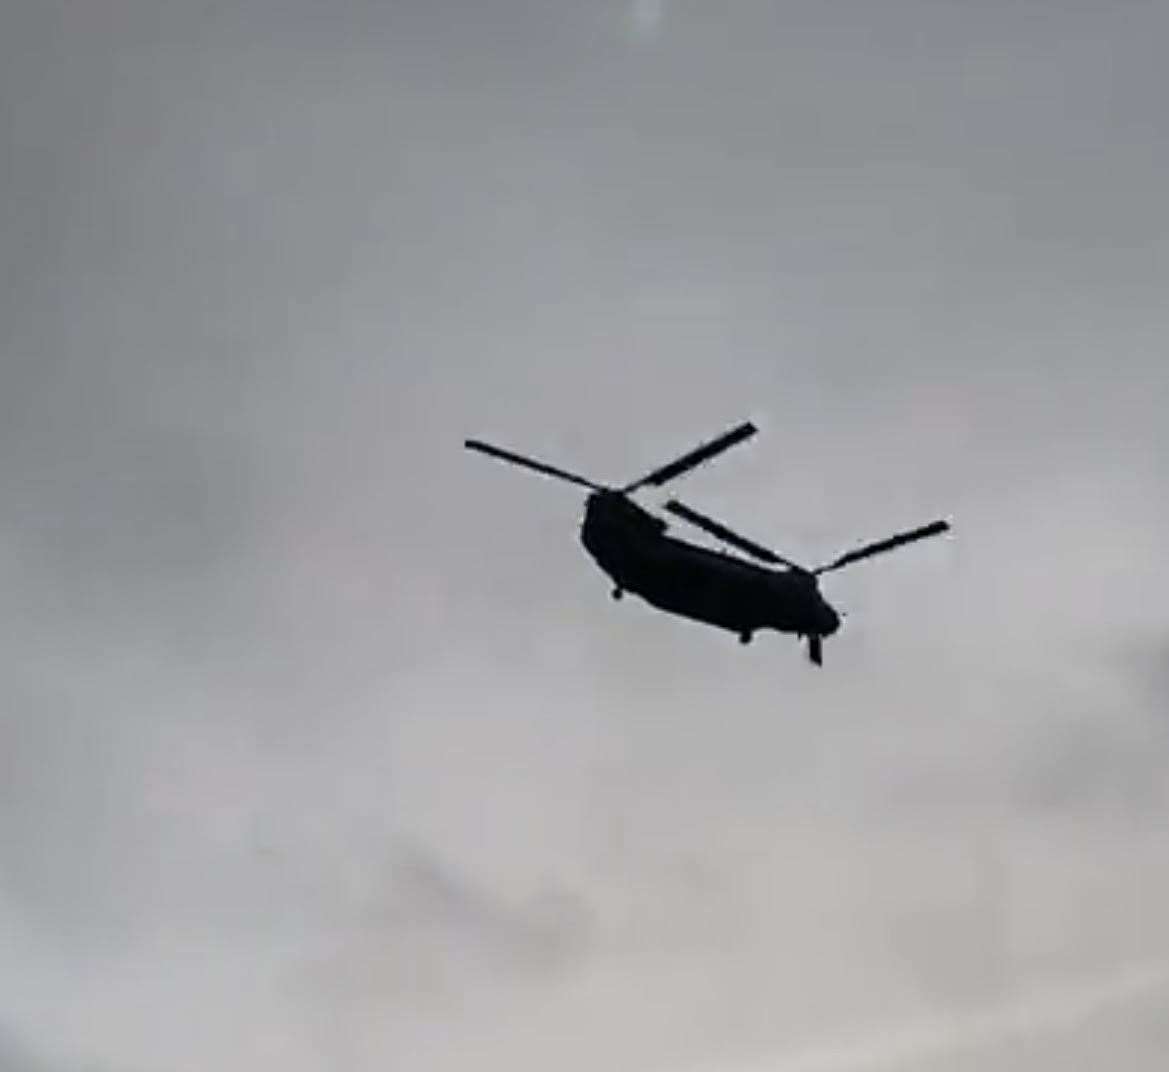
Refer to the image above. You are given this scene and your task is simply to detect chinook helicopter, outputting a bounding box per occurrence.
[465,422,949,666]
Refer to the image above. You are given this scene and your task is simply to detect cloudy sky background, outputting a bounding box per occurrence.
[2,2,1168,1069]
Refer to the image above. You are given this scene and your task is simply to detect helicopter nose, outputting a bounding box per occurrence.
[820,603,841,636]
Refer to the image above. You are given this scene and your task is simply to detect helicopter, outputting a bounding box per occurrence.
[464,421,950,666]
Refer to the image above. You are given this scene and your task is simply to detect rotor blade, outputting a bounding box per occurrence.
[814,519,951,575]
[807,634,823,666]
[665,499,806,570]
[464,440,605,491]
[622,421,757,492]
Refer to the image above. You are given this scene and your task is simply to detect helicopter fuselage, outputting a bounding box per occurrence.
[579,491,840,641]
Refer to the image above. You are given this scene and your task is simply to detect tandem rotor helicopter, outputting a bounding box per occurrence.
[465,421,950,666]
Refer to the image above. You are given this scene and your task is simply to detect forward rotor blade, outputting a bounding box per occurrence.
[814,519,951,575]
[464,440,605,491]
[622,421,757,492]
[807,634,823,666]
[665,499,806,570]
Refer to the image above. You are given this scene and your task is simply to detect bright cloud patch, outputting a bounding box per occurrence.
[627,0,668,41]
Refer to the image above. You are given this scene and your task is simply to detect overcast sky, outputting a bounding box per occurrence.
[2,2,1168,1070]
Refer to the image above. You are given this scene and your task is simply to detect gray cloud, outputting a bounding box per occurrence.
[0,1025,63,1072]
[2,1,1168,1069]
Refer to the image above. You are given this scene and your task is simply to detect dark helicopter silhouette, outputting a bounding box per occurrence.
[465,422,949,666]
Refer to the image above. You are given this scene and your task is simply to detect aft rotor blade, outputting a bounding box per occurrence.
[464,440,605,491]
[622,421,757,492]
[665,499,806,570]
[814,519,951,575]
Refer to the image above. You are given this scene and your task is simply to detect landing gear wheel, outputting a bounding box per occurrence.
[739,631,753,645]
[611,587,623,600]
